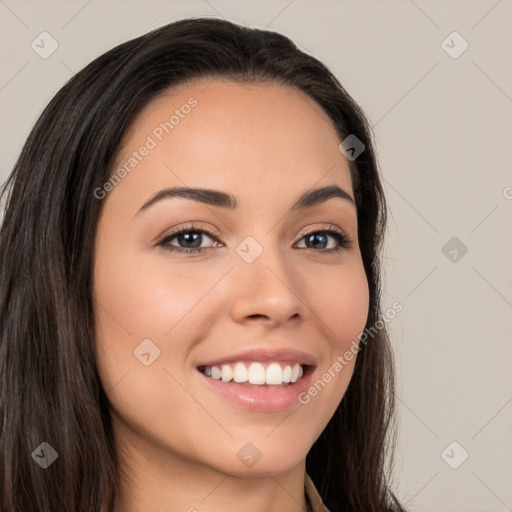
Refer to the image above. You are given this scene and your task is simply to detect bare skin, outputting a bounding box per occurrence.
[93,78,369,512]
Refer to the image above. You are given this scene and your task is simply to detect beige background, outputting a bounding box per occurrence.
[1,1,511,510]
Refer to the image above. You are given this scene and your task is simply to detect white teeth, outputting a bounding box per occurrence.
[266,363,282,385]
[248,362,266,384]
[220,365,233,382]
[201,361,305,385]
[290,363,301,383]
[233,362,248,383]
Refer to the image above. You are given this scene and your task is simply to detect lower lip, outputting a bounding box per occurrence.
[197,367,314,412]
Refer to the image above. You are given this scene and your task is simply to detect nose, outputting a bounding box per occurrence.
[228,240,304,328]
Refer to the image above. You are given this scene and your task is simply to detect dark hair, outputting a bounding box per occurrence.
[0,16,405,512]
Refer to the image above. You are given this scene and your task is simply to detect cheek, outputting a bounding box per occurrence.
[93,246,217,341]
[92,238,228,397]
[302,258,369,401]
[308,259,369,350]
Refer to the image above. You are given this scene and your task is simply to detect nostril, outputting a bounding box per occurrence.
[247,314,268,321]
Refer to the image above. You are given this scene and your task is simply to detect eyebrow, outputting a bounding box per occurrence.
[137,184,356,214]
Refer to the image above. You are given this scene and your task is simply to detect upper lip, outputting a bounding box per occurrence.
[197,347,317,368]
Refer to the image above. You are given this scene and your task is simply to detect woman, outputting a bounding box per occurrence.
[0,17,406,512]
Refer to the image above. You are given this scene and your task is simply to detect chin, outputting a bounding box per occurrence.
[198,437,309,478]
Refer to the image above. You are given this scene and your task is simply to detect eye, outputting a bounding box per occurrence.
[295,227,352,253]
[157,224,222,254]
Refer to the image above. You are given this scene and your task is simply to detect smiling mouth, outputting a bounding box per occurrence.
[196,361,316,412]
[197,361,312,388]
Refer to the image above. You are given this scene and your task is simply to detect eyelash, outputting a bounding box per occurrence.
[156,223,353,255]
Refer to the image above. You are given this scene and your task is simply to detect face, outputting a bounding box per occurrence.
[93,79,369,479]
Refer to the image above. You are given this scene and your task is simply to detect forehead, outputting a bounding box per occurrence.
[109,78,354,210]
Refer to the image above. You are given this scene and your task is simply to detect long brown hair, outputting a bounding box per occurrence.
[0,17,405,512]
